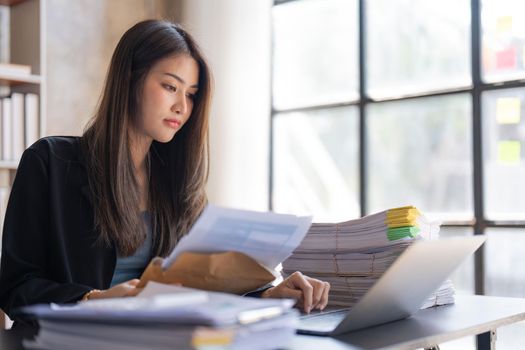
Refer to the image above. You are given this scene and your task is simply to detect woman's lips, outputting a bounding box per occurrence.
[164,119,181,129]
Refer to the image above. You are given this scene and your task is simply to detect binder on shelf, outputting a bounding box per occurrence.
[2,97,12,161]
[0,99,2,158]
[25,93,39,148]
[11,93,25,161]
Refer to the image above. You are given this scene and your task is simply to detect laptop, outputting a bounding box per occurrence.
[297,235,486,335]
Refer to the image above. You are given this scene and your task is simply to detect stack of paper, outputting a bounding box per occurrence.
[283,206,455,309]
[22,282,298,350]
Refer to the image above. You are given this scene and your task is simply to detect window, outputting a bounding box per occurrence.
[367,95,473,218]
[273,107,359,221]
[367,0,471,98]
[271,0,525,302]
[272,0,359,110]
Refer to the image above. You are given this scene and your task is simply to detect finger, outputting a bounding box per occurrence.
[126,287,143,297]
[280,288,303,301]
[319,282,330,310]
[307,278,325,310]
[126,279,140,286]
[288,273,313,313]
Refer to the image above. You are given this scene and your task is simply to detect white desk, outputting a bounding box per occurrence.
[4,295,525,349]
[288,295,525,350]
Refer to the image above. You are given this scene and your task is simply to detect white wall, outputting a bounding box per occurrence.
[45,0,171,136]
[179,0,272,211]
[44,0,271,211]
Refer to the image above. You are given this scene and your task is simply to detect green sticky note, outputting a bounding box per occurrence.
[498,141,521,165]
[387,226,420,241]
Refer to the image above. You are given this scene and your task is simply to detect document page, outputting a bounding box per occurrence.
[162,204,312,270]
[25,283,296,327]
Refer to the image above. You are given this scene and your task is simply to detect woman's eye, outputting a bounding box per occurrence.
[187,93,196,100]
[163,84,176,92]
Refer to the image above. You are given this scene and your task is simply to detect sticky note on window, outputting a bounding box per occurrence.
[496,16,513,33]
[523,47,525,69]
[496,47,517,70]
[496,97,521,124]
[498,140,521,165]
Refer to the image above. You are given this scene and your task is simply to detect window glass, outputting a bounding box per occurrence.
[437,228,475,294]
[273,107,359,221]
[482,88,525,220]
[485,228,525,296]
[272,0,358,110]
[367,0,471,99]
[484,228,525,349]
[481,0,525,82]
[367,94,473,219]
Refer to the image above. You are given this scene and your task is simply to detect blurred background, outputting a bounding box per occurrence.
[1,0,525,348]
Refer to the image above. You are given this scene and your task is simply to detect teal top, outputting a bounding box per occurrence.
[110,212,152,287]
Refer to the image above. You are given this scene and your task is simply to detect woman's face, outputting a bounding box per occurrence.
[137,54,199,143]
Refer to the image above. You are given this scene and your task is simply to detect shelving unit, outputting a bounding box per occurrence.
[0,0,27,6]
[0,161,17,170]
[0,0,46,329]
[0,0,46,174]
[0,73,42,85]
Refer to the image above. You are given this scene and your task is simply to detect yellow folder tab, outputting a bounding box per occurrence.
[386,207,420,219]
[387,205,417,212]
[192,327,234,347]
[387,211,419,221]
[388,220,418,229]
[385,206,421,227]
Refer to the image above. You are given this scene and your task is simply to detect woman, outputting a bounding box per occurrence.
[0,20,329,325]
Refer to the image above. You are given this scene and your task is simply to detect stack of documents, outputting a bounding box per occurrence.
[283,206,455,309]
[22,282,298,350]
[21,204,312,350]
[295,206,439,253]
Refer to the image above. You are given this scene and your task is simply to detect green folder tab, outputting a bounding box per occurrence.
[387,226,420,241]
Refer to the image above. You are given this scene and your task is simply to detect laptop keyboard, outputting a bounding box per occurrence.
[298,309,349,333]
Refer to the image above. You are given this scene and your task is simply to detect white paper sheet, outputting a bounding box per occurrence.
[25,283,296,327]
[162,204,312,270]
[53,282,209,312]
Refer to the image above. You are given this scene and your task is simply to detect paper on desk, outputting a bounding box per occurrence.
[49,282,208,312]
[137,280,192,298]
[23,282,295,327]
[162,204,312,270]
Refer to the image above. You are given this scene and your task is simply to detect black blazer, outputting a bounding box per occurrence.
[0,136,117,321]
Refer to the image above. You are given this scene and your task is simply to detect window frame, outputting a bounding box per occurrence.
[270,0,525,294]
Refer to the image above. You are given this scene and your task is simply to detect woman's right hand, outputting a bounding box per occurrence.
[85,279,143,300]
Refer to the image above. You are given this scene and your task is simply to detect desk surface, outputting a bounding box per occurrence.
[288,295,525,350]
[2,295,525,350]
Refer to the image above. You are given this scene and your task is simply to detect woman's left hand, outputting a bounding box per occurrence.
[260,271,330,313]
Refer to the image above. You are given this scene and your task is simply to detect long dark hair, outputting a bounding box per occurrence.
[82,20,212,257]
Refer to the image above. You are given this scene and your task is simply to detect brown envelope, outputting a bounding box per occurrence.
[137,251,276,295]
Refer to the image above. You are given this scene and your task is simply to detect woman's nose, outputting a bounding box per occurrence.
[172,93,187,115]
